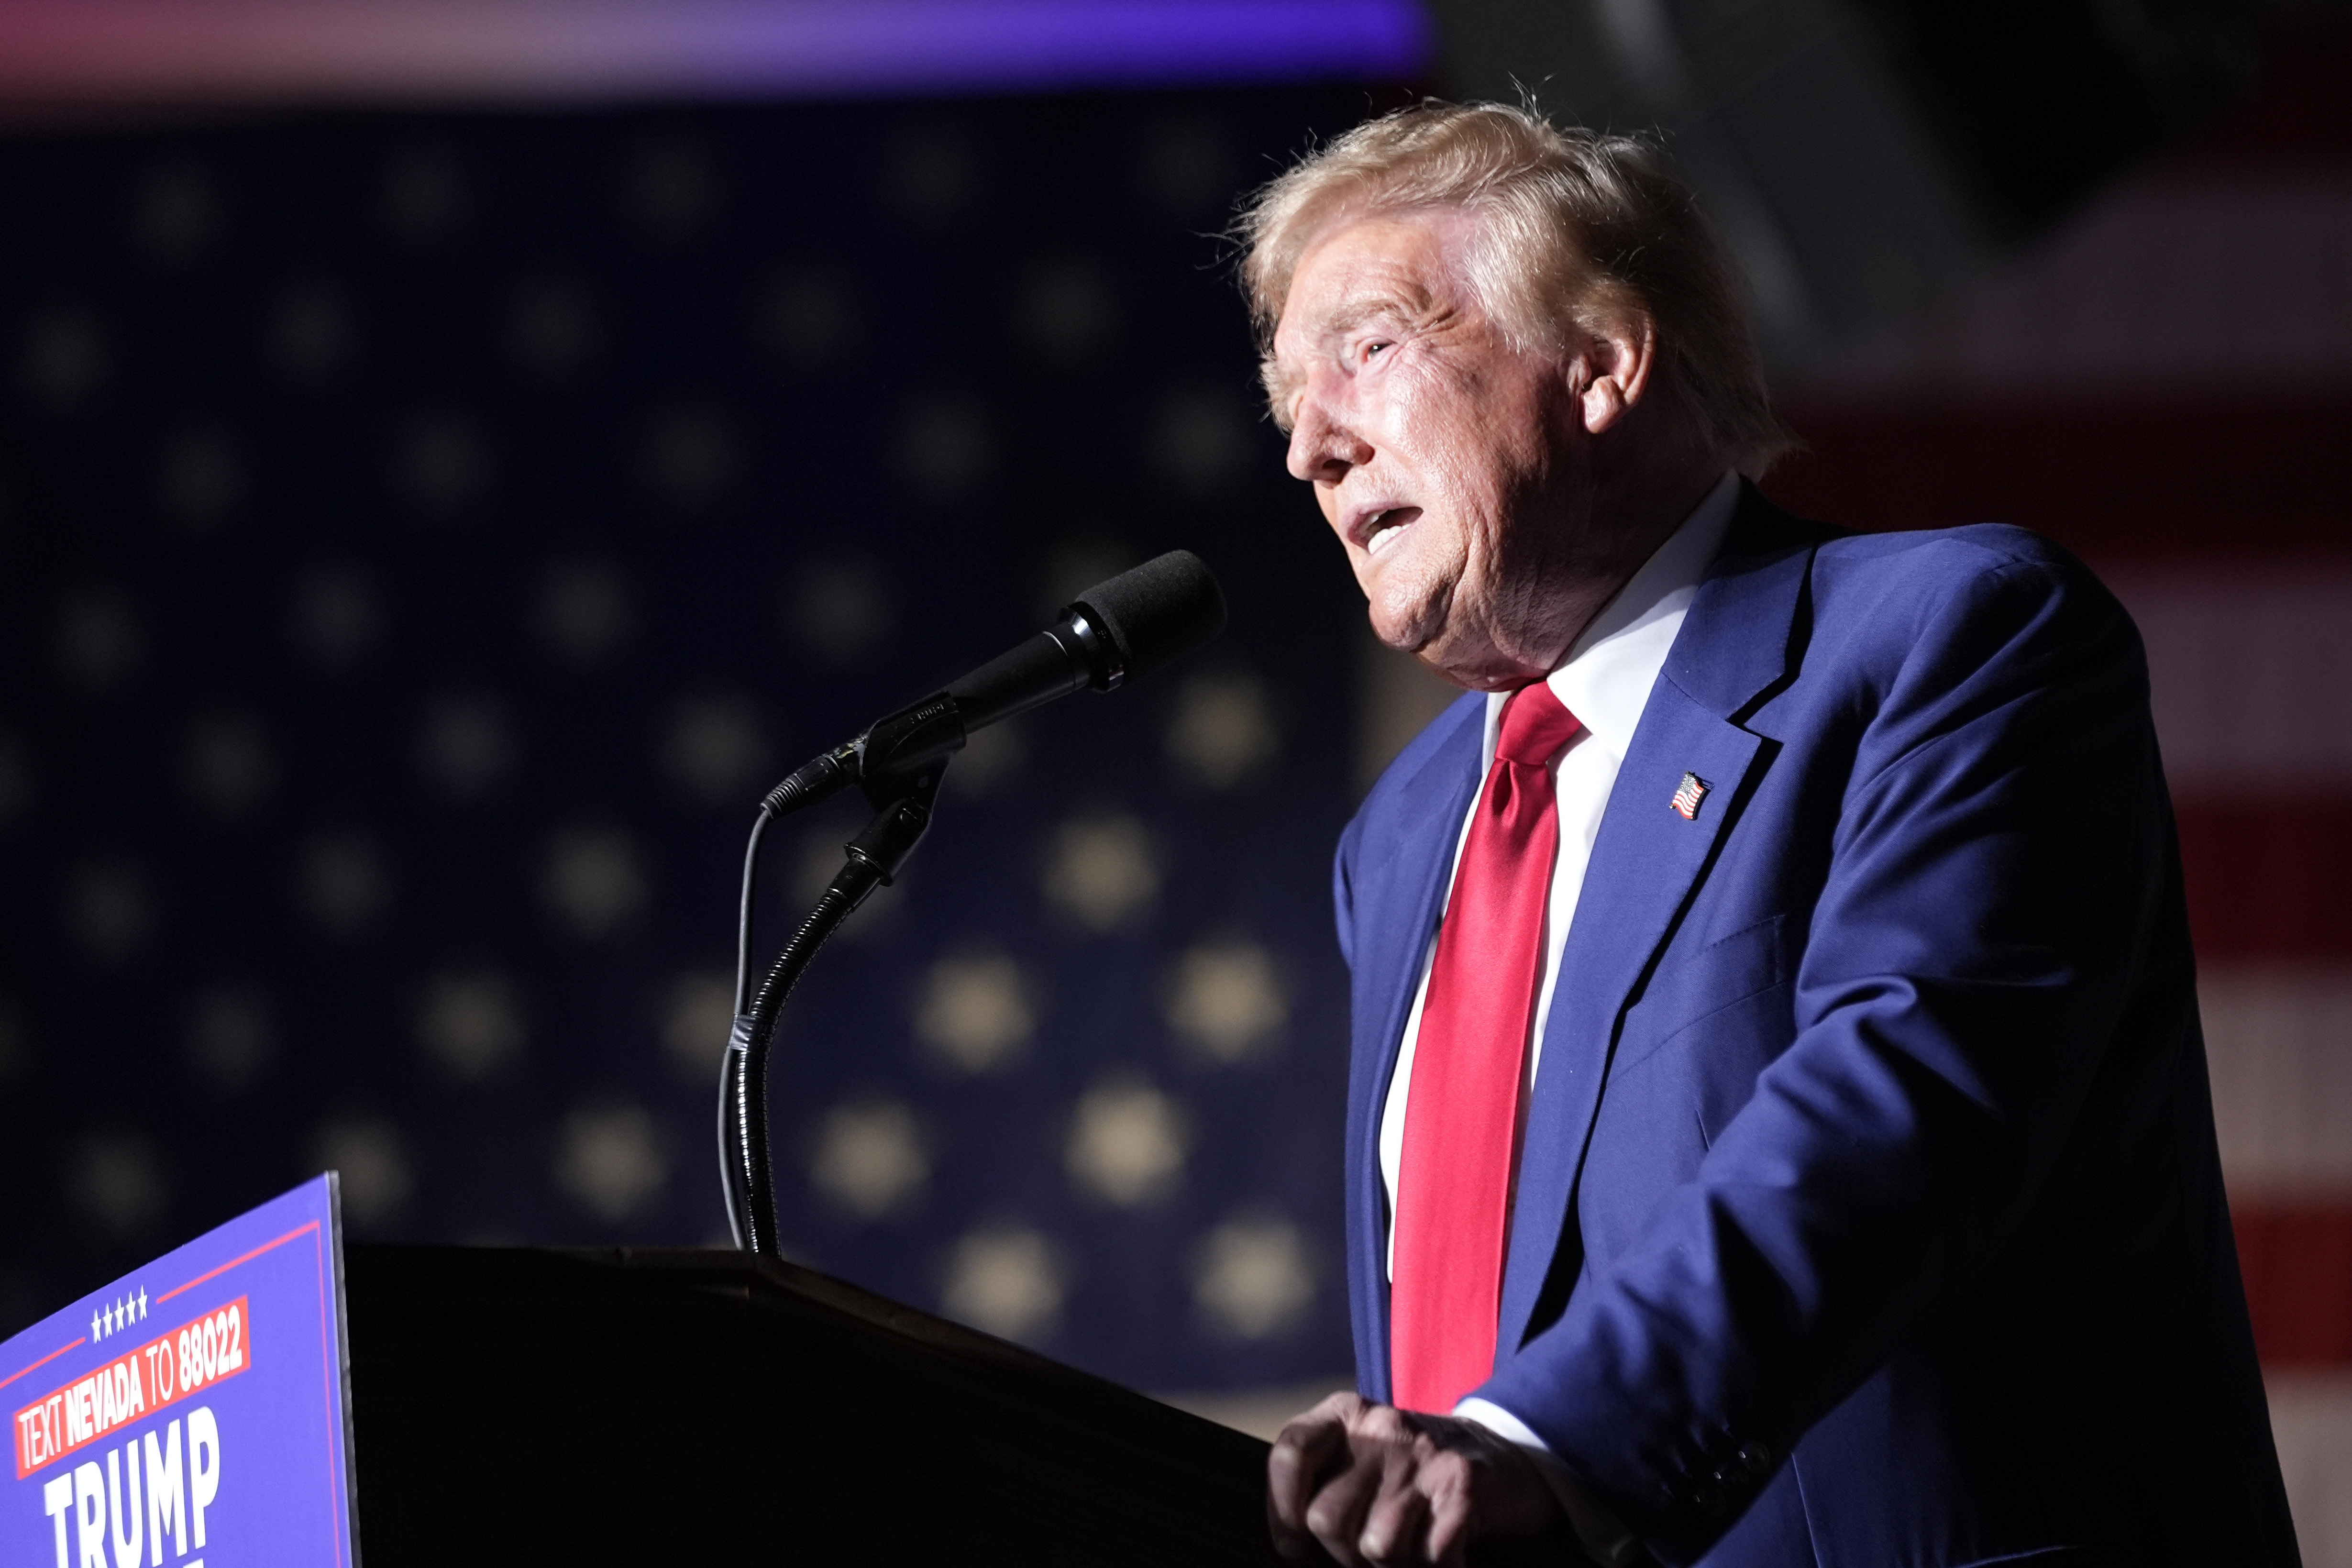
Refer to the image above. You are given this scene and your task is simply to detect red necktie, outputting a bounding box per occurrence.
[1391,681,1583,1413]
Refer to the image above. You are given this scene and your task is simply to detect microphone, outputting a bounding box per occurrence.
[765,549,1226,815]
[721,550,1222,1256]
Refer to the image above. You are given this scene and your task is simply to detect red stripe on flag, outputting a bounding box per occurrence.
[1765,398,2352,563]
[2175,798,2352,960]
[2233,1204,2352,1367]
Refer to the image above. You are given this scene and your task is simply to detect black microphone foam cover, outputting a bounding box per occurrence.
[1069,550,1227,685]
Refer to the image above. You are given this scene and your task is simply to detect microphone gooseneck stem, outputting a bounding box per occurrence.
[720,874,866,1255]
[720,773,941,1257]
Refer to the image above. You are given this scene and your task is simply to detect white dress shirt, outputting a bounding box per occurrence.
[1371,473,1738,1521]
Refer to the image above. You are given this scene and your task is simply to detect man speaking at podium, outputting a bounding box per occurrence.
[1245,104,2295,1567]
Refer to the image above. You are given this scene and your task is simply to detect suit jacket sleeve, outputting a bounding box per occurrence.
[1475,548,2169,1560]
[1334,812,1362,975]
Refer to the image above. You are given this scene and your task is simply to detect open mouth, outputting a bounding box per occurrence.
[1362,507,1421,558]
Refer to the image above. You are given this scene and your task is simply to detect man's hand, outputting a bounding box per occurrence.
[1266,1392,1567,1566]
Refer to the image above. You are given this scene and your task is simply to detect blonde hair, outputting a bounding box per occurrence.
[1237,99,1794,474]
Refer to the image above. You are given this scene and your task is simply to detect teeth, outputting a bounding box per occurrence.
[1366,510,1407,556]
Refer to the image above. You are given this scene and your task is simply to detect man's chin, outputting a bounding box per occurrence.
[1403,630,1541,692]
[1362,610,1486,690]
[1391,638,1497,693]
[1364,584,1446,654]
[1361,615,1415,653]
[1366,590,1526,689]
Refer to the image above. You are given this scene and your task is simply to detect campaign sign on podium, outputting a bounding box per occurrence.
[2,1174,357,1568]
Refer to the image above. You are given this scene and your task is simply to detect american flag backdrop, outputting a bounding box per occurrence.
[0,25,2346,1558]
[0,85,1401,1399]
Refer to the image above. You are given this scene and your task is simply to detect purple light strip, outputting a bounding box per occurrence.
[0,0,1434,104]
[680,1,1435,93]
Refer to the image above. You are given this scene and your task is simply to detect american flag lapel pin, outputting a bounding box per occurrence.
[1670,772,1710,820]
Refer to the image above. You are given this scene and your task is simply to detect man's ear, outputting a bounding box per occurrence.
[1576,311,1658,436]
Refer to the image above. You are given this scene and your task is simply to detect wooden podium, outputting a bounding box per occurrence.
[343,1243,1291,1564]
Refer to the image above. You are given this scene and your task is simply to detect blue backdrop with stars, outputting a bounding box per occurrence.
[0,84,1404,1394]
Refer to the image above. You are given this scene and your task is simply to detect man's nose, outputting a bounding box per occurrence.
[1286,393,1372,485]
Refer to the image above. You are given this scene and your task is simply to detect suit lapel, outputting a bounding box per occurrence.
[1350,698,1487,1094]
[1495,486,1826,1355]
[1345,695,1484,1398]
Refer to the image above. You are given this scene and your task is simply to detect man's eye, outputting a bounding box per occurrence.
[1363,340,1392,360]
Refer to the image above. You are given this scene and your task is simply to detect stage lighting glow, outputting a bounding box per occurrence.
[0,0,1433,105]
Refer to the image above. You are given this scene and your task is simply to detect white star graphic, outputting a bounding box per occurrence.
[89,1310,100,1341]
[137,1288,148,1322]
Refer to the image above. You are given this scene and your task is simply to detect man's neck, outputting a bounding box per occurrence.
[1512,454,1730,681]
[1582,453,1730,595]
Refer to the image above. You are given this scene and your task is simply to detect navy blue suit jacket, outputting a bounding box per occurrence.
[1335,489,2297,1567]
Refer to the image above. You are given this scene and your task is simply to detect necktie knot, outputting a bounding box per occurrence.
[1495,681,1582,767]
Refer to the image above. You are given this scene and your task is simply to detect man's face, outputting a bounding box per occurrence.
[1269,211,1596,689]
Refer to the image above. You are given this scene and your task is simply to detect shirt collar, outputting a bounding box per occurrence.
[1481,470,1740,765]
